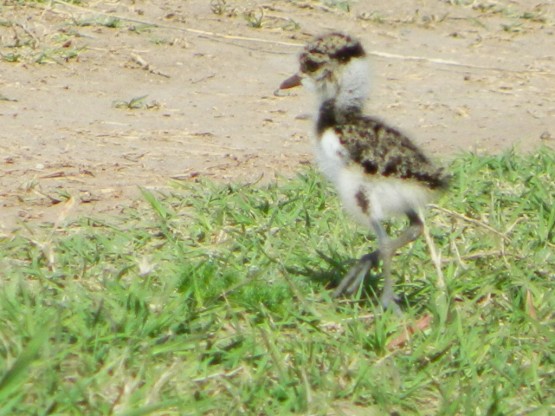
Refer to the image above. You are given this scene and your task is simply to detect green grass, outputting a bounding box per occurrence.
[1,149,554,415]
[112,95,160,111]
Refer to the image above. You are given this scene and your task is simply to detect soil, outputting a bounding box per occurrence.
[1,0,554,232]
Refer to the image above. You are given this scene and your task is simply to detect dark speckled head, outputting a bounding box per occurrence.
[299,32,366,75]
[279,32,367,91]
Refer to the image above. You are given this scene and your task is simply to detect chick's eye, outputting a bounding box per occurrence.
[302,59,321,73]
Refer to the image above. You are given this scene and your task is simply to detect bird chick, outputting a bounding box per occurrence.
[280,32,449,312]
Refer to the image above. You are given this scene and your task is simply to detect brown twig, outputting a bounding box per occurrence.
[430,204,510,241]
[130,53,170,78]
[423,221,446,290]
[440,249,523,264]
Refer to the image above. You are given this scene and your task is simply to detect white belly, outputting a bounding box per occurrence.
[315,129,432,225]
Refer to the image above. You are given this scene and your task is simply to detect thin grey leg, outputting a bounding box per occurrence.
[332,250,380,298]
[332,210,424,313]
[376,210,424,312]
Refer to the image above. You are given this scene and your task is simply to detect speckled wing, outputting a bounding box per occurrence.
[334,115,449,190]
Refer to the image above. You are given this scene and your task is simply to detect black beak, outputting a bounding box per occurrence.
[279,73,302,90]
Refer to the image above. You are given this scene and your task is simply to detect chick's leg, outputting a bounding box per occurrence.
[375,211,423,312]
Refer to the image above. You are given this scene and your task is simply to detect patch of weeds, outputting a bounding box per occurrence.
[444,0,507,17]
[33,45,85,64]
[112,95,161,110]
[0,12,89,65]
[416,10,449,26]
[128,23,155,34]
[0,21,38,49]
[442,0,475,5]
[323,0,351,12]
[99,16,121,28]
[517,5,550,24]
[501,22,523,33]
[281,18,301,31]
[0,93,18,102]
[101,16,121,28]
[1,52,21,63]
[33,44,85,64]
[358,11,385,23]
[210,0,228,16]
[149,37,173,46]
[244,7,265,28]
[73,16,121,29]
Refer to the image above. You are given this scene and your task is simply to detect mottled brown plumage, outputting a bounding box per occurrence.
[318,99,449,190]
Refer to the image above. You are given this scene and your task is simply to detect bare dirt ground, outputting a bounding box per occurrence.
[1,0,554,232]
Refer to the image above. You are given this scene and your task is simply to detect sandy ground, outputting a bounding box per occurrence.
[1,0,554,232]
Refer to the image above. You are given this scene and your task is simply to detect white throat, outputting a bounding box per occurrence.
[302,57,371,116]
[335,57,371,111]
